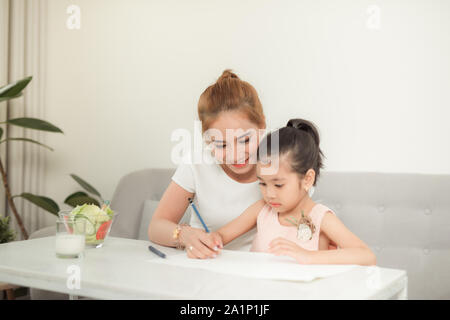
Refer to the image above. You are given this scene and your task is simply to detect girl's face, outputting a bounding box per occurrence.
[206,110,265,176]
[256,154,310,213]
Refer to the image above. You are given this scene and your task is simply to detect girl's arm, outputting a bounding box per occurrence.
[216,199,265,246]
[269,211,376,266]
[308,212,376,265]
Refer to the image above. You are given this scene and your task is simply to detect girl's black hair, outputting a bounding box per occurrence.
[256,118,324,185]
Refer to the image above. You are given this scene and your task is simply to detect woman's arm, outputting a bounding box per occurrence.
[308,212,376,265]
[148,181,219,258]
[148,181,193,246]
[216,199,265,246]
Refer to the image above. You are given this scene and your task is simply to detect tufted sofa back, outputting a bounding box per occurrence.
[313,171,450,299]
[109,168,450,299]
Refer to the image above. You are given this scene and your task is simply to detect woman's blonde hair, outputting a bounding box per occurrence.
[198,70,266,133]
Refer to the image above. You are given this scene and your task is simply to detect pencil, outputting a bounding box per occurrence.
[148,245,166,259]
[188,197,210,233]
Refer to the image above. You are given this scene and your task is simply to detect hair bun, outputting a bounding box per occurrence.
[287,119,308,131]
[286,118,320,146]
[218,69,239,81]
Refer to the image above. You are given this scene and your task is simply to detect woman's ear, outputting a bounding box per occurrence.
[302,169,316,192]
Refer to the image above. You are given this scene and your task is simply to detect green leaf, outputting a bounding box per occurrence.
[64,191,88,204]
[5,118,63,133]
[17,192,60,216]
[70,174,102,199]
[64,191,100,207]
[0,76,32,99]
[0,127,3,140]
[64,195,100,207]
[0,138,54,151]
[0,93,22,103]
[0,216,16,244]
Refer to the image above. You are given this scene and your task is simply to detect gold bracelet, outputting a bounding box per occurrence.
[172,223,189,250]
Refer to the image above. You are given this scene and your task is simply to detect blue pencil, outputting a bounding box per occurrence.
[188,198,210,233]
[148,245,166,259]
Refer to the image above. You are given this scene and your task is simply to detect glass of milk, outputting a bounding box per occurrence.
[55,217,86,259]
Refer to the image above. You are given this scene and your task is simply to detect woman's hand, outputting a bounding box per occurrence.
[268,237,313,264]
[180,227,223,259]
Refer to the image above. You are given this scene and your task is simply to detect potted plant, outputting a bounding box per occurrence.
[0,216,15,244]
[0,76,103,240]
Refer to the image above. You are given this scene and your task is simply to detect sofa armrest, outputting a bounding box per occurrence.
[29,226,56,239]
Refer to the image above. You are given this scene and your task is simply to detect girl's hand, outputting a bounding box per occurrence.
[180,226,223,259]
[268,237,313,264]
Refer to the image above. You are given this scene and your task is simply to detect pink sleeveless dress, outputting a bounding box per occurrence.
[250,203,336,252]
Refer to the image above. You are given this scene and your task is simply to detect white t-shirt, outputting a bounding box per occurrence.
[171,152,262,251]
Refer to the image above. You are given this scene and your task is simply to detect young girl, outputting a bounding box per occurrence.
[208,119,377,265]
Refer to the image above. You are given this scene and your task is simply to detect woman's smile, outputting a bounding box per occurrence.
[231,157,249,168]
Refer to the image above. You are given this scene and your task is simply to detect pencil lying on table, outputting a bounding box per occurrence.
[148,245,166,259]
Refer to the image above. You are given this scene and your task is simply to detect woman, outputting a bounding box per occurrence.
[148,70,267,258]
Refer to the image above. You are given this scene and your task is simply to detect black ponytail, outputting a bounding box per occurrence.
[257,118,324,185]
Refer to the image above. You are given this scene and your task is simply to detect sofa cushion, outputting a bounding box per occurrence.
[138,199,192,241]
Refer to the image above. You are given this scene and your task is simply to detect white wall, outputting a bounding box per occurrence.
[42,0,450,216]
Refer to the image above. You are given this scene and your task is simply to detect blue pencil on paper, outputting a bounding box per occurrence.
[148,245,166,259]
[188,197,210,233]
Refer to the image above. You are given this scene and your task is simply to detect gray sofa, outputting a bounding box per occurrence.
[29,169,450,299]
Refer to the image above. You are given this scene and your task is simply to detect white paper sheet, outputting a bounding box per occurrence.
[147,249,359,282]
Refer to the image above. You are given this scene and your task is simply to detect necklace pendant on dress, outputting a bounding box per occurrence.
[297,223,313,241]
[285,210,316,242]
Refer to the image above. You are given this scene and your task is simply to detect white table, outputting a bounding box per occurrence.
[0,236,407,300]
